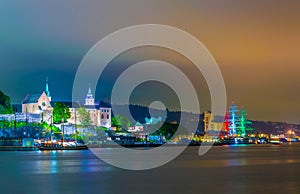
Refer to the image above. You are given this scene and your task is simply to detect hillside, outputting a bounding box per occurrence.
[112,104,300,135]
[0,90,13,114]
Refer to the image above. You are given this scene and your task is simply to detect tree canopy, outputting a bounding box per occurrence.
[77,107,92,127]
[53,102,71,124]
[0,90,13,114]
[111,114,131,130]
[151,122,188,140]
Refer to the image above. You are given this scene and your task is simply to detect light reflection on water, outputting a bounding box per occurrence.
[10,150,114,175]
[1,144,300,193]
[224,159,248,167]
[222,158,300,167]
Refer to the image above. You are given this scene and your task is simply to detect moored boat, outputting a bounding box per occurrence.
[39,142,88,150]
[218,136,250,145]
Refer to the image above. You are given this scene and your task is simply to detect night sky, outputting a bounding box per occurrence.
[0,0,300,123]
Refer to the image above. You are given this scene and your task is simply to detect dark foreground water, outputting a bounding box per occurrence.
[1,143,300,194]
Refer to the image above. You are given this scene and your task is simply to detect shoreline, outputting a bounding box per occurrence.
[2,141,298,151]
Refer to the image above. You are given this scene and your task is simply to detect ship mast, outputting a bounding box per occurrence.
[238,107,253,136]
[228,102,239,136]
[75,108,77,142]
[62,111,64,147]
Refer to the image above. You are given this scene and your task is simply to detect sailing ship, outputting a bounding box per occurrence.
[39,109,88,150]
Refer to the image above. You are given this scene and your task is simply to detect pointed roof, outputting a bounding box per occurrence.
[86,83,94,99]
[135,121,143,126]
[45,77,51,97]
[22,93,42,104]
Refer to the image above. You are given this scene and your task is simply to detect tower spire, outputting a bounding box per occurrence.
[45,77,51,102]
[88,83,92,94]
[85,83,95,106]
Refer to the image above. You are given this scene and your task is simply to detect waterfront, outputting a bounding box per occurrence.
[1,144,300,194]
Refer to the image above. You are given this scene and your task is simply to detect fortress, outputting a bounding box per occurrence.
[21,79,111,128]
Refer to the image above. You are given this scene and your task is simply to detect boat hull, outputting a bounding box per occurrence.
[39,145,88,151]
[217,137,251,145]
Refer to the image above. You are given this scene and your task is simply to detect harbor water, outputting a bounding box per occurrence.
[1,143,300,194]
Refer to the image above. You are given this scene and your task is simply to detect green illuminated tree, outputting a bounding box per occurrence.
[112,114,131,131]
[53,102,71,124]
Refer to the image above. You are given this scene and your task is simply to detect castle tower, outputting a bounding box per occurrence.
[45,77,51,102]
[203,111,212,132]
[85,84,95,106]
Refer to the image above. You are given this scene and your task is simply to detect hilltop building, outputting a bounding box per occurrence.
[22,78,52,114]
[203,111,224,132]
[22,92,52,114]
[21,79,111,128]
[67,85,111,128]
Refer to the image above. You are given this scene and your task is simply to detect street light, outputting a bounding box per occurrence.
[49,114,53,142]
[14,113,17,137]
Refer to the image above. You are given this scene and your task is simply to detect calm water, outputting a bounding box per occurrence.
[1,144,300,194]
